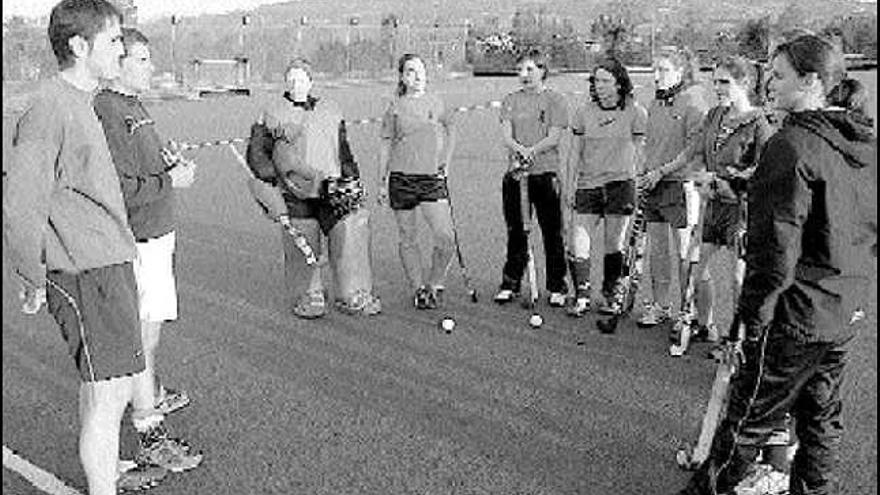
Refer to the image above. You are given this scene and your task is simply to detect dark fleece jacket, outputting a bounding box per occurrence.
[738,109,877,344]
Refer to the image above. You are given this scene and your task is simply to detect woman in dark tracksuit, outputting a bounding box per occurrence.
[494,50,569,307]
[677,35,877,495]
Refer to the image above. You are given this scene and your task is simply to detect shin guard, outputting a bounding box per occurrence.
[602,252,625,298]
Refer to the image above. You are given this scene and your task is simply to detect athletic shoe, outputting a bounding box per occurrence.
[431,286,445,308]
[424,286,439,310]
[733,464,789,495]
[292,290,327,319]
[548,292,567,307]
[597,299,621,316]
[137,424,203,473]
[691,323,719,343]
[669,312,695,343]
[155,386,190,416]
[414,286,431,310]
[336,290,382,316]
[117,461,167,492]
[493,289,518,304]
[637,301,671,327]
[566,297,590,317]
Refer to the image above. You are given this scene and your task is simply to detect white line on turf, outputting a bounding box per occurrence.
[3,445,83,495]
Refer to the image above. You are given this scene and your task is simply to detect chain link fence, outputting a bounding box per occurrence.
[3,18,469,85]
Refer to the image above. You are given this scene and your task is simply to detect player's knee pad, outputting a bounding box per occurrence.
[570,225,591,259]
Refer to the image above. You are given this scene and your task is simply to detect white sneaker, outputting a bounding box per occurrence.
[548,292,567,307]
[494,289,518,304]
[566,297,590,317]
[733,464,789,495]
[637,302,671,327]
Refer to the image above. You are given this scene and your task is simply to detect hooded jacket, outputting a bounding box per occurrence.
[738,109,877,344]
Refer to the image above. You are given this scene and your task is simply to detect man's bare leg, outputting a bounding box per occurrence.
[79,375,135,495]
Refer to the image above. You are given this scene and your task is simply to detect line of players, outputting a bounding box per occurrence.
[244,44,874,495]
[4,1,874,492]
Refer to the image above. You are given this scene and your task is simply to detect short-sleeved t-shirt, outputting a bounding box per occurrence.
[380,93,453,175]
[571,99,648,189]
[500,88,569,174]
[645,85,711,180]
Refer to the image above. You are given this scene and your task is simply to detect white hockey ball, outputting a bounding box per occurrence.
[529,313,543,328]
[440,317,456,333]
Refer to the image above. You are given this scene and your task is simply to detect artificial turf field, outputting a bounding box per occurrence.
[3,71,876,494]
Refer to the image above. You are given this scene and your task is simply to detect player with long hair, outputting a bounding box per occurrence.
[376,53,458,309]
[564,55,648,319]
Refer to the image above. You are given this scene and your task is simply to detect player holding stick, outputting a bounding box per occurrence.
[676,34,877,495]
[247,58,381,318]
[636,46,712,329]
[376,53,459,309]
[494,50,569,309]
[566,55,647,324]
[653,56,774,352]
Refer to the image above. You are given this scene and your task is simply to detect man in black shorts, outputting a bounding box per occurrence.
[4,1,167,492]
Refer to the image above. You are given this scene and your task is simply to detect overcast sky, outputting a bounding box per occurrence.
[2,0,293,22]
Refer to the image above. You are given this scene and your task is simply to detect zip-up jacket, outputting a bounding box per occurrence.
[738,109,877,344]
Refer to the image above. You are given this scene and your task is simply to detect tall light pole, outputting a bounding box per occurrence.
[239,13,250,56]
[170,14,180,83]
[650,6,671,63]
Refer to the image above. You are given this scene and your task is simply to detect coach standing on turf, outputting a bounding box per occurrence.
[677,34,877,495]
[494,49,569,308]
[3,1,168,492]
[94,27,203,474]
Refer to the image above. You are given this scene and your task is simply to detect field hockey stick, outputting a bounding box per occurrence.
[443,176,479,302]
[516,154,539,310]
[669,172,713,357]
[676,311,746,470]
[177,139,320,265]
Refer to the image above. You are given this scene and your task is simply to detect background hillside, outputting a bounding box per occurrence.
[3,0,876,82]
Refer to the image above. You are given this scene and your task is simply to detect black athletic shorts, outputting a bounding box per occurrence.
[574,180,636,216]
[644,180,689,228]
[388,172,449,210]
[46,262,144,382]
[702,199,743,247]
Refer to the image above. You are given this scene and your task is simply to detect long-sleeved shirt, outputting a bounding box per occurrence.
[3,76,136,287]
[93,89,176,241]
[738,110,877,344]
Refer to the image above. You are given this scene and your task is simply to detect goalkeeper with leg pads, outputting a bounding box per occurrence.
[246,58,380,318]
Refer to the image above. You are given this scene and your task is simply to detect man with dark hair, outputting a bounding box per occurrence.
[93,25,204,476]
[4,1,166,492]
